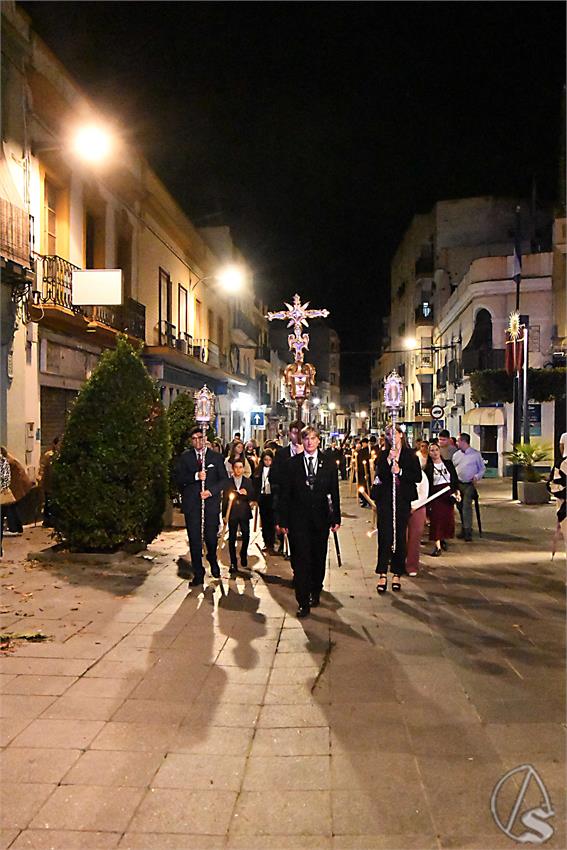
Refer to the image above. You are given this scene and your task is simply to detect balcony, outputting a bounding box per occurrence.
[255,344,271,365]
[415,401,431,419]
[415,303,434,325]
[416,349,434,372]
[0,201,33,270]
[193,339,220,368]
[36,255,146,339]
[415,255,434,276]
[233,309,258,344]
[159,320,177,347]
[462,349,505,374]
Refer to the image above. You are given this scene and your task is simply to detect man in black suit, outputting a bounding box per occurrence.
[278,425,341,618]
[174,426,228,586]
[357,437,371,506]
[270,420,304,557]
[222,459,255,574]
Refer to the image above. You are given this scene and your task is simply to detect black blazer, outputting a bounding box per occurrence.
[371,446,421,507]
[270,444,295,495]
[173,447,228,514]
[222,476,255,522]
[252,466,273,501]
[278,451,341,532]
[424,457,459,492]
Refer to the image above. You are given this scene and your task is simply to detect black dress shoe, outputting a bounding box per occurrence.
[229,564,238,574]
[189,575,204,587]
[296,605,310,619]
[440,540,448,551]
[240,560,248,569]
[456,531,465,540]
[210,564,221,579]
[464,534,473,542]
[310,593,321,607]
[430,547,442,557]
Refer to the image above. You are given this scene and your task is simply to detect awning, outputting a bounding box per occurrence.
[462,407,505,426]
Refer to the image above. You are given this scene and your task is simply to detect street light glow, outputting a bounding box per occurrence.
[328,402,336,411]
[312,397,321,405]
[216,265,245,293]
[360,410,367,418]
[72,125,112,163]
[403,336,417,350]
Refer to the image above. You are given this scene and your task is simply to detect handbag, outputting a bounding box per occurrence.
[0,488,16,506]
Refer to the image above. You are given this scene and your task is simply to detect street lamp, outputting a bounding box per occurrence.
[72,124,113,164]
[190,265,245,294]
[403,335,418,350]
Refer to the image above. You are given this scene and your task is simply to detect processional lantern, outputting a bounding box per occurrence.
[194,384,216,552]
[266,294,330,420]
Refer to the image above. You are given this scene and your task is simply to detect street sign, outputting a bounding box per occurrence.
[431,405,444,420]
[250,411,266,430]
[431,419,445,433]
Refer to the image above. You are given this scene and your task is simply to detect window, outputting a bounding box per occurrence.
[44,179,58,255]
[207,308,214,343]
[178,285,188,337]
[195,299,202,338]
[159,268,172,344]
[217,317,224,352]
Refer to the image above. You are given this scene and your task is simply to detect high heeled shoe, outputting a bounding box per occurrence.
[376,574,388,594]
[391,575,401,592]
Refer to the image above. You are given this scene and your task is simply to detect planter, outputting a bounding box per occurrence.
[518,481,549,505]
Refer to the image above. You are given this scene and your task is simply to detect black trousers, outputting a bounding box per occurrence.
[184,504,220,579]
[228,517,250,566]
[258,494,275,549]
[289,522,329,607]
[376,501,410,575]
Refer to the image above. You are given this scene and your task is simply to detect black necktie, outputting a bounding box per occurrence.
[307,456,315,490]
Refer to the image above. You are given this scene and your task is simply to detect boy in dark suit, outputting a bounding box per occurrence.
[174,426,228,586]
[223,459,256,573]
[278,426,341,618]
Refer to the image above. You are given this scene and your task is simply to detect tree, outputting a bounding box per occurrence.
[166,392,196,499]
[52,337,171,551]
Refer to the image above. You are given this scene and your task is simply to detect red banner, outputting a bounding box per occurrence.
[505,331,524,376]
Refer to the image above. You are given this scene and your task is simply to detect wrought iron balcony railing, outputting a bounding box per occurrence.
[255,344,271,362]
[40,255,81,312]
[159,320,177,347]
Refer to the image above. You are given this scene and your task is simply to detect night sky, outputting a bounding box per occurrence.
[20,2,566,386]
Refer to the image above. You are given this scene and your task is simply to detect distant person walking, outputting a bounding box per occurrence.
[438,429,457,462]
[254,449,276,554]
[452,433,485,542]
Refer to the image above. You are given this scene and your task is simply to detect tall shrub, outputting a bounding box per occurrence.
[166,392,196,499]
[52,337,171,551]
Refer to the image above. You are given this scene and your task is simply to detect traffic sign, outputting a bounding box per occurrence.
[431,419,445,433]
[250,411,266,430]
[431,405,444,420]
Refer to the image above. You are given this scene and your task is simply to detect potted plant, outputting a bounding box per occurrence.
[505,442,552,504]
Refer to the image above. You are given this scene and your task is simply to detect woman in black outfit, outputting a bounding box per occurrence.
[371,426,421,593]
[253,449,276,554]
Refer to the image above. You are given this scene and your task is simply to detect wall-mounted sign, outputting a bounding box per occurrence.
[431,405,444,420]
[72,269,123,306]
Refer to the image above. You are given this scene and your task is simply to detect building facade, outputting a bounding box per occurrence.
[0,3,285,477]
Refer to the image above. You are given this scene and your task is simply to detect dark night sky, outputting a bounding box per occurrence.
[20,2,566,385]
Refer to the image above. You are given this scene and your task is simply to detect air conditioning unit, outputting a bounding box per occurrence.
[175,338,187,354]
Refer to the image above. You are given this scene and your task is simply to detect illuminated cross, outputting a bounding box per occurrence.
[266,294,330,362]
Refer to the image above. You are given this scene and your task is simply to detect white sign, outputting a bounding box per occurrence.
[431,405,444,420]
[72,269,123,306]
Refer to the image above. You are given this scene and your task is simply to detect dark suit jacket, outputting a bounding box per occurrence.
[371,446,421,507]
[279,451,341,532]
[174,447,228,514]
[357,446,371,487]
[222,476,255,522]
[270,444,296,495]
[424,457,459,492]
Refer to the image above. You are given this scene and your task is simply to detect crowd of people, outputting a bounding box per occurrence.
[171,421,495,615]
[1,421,565,615]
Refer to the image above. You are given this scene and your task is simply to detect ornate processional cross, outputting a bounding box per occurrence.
[266,294,330,362]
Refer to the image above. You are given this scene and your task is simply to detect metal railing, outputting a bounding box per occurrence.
[256,344,271,362]
[159,320,176,347]
[40,255,80,312]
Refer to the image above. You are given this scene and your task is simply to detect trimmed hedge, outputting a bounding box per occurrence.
[470,368,566,405]
[52,337,171,552]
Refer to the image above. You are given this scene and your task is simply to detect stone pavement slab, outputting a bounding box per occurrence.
[0,481,564,848]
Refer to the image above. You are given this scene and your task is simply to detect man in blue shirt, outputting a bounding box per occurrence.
[452,432,485,542]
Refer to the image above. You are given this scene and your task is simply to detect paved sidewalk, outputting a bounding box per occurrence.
[0,481,564,850]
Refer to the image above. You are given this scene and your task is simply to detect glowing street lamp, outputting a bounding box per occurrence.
[216,264,245,293]
[403,336,418,350]
[72,124,113,164]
